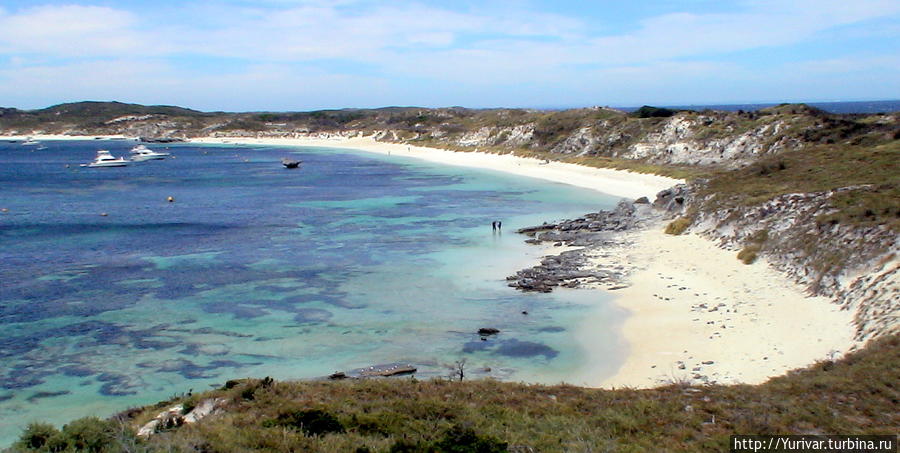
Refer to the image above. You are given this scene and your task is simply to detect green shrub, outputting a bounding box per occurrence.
[182,397,197,415]
[664,217,692,235]
[241,385,257,400]
[387,426,507,453]
[263,409,345,436]
[44,432,71,452]
[632,105,676,118]
[388,439,429,453]
[240,376,275,401]
[59,417,118,452]
[15,422,60,450]
[738,244,761,264]
[433,426,508,453]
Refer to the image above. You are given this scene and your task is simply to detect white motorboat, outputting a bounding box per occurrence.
[81,150,129,167]
[22,137,40,145]
[130,144,170,161]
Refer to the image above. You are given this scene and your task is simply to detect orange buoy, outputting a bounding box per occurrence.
[167,196,175,203]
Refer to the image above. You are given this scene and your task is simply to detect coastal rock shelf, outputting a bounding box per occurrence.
[508,200,658,293]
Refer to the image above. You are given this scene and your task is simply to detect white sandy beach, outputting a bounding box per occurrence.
[190,136,679,200]
[596,225,856,388]
[4,133,858,388]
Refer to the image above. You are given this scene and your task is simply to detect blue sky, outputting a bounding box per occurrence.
[0,0,898,111]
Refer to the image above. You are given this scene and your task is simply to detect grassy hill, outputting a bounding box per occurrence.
[7,335,898,452]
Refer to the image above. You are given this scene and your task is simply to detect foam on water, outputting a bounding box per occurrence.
[0,140,627,444]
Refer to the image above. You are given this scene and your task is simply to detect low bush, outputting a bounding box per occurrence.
[632,105,677,118]
[664,217,692,235]
[15,422,59,450]
[182,397,197,415]
[387,426,507,453]
[738,244,761,264]
[263,409,345,436]
[14,417,127,453]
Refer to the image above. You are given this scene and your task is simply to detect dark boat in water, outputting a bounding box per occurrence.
[282,158,301,169]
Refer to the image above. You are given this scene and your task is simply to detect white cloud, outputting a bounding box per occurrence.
[0,5,161,57]
[0,58,392,110]
[785,55,900,75]
[2,1,897,65]
[0,1,897,109]
[577,0,900,66]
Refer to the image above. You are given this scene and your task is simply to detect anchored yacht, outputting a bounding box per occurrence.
[130,144,170,161]
[81,150,129,167]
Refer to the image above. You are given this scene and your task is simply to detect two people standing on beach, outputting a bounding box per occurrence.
[491,220,502,232]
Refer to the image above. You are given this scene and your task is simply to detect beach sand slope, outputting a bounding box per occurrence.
[598,225,856,388]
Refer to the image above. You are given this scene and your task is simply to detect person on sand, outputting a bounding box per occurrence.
[497,221,502,231]
[492,221,497,231]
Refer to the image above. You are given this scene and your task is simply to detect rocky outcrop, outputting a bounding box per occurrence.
[666,185,899,342]
[619,115,788,168]
[359,364,417,377]
[507,201,656,292]
[838,257,899,341]
[510,182,898,342]
[137,397,228,438]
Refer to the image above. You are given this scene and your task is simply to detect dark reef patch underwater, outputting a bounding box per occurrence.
[0,140,626,443]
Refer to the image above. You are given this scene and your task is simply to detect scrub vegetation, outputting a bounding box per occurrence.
[8,335,898,452]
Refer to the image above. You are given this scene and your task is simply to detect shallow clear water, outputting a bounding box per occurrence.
[0,140,626,443]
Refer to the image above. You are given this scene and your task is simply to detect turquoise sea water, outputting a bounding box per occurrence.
[0,140,626,444]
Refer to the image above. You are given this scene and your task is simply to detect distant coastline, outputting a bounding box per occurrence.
[615,99,900,114]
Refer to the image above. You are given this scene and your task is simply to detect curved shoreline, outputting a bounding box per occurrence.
[4,134,858,388]
[190,135,681,200]
[187,136,856,388]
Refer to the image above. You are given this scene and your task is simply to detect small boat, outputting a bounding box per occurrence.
[130,144,170,161]
[81,150,129,167]
[22,137,40,146]
[282,158,301,169]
